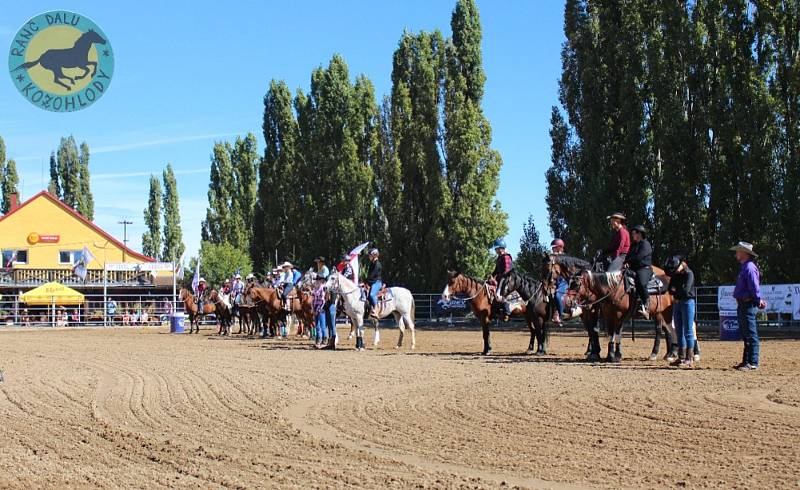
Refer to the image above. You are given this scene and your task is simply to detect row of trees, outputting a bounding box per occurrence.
[0,137,20,214]
[48,136,94,220]
[546,0,800,283]
[199,0,506,290]
[141,164,185,262]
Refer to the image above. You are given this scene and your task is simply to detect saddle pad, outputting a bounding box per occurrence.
[378,288,394,302]
[624,274,666,295]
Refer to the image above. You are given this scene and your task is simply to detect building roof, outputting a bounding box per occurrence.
[0,190,154,262]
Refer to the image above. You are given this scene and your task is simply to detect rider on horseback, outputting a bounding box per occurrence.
[604,212,630,272]
[550,238,568,324]
[231,273,244,313]
[278,262,302,311]
[489,238,514,320]
[336,254,356,281]
[625,225,653,320]
[195,278,207,310]
[366,249,383,319]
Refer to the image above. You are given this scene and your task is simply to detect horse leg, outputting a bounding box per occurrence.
[650,325,661,361]
[614,328,623,363]
[51,68,73,90]
[481,316,492,356]
[605,319,615,362]
[526,317,536,355]
[74,65,91,80]
[534,317,546,356]
[394,312,404,349]
[86,61,98,77]
[407,313,416,350]
[373,317,380,347]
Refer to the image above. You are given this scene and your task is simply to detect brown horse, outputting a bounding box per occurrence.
[497,270,553,355]
[443,271,540,356]
[179,288,232,334]
[285,287,316,337]
[243,283,284,337]
[570,267,676,362]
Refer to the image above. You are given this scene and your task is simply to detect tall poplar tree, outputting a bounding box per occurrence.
[142,175,162,259]
[201,141,235,243]
[77,142,94,220]
[253,80,299,271]
[57,136,80,209]
[48,151,61,197]
[230,132,259,249]
[444,0,507,277]
[161,164,184,262]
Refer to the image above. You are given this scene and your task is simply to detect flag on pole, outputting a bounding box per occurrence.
[72,246,96,281]
[175,250,186,278]
[345,241,370,286]
[191,257,201,293]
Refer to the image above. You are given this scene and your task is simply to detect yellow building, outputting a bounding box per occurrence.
[0,191,164,290]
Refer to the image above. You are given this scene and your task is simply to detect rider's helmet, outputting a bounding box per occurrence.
[551,238,565,250]
[492,238,507,250]
[369,248,379,257]
[663,255,682,276]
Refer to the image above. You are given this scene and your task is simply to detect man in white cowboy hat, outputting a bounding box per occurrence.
[730,241,766,371]
[278,261,301,311]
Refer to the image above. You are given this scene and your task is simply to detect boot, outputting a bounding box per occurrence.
[670,347,684,367]
[681,346,694,368]
[639,298,650,320]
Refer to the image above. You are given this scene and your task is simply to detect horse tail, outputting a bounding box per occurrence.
[14,58,41,71]
[411,295,416,324]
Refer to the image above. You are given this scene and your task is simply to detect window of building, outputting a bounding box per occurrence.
[2,249,28,266]
[59,250,82,265]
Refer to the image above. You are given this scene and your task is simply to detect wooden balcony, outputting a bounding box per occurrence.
[0,268,168,288]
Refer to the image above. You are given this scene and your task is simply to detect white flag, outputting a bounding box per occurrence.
[72,246,96,281]
[191,257,201,293]
[175,250,186,278]
[346,242,370,286]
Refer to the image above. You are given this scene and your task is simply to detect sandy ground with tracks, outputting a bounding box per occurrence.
[0,325,798,489]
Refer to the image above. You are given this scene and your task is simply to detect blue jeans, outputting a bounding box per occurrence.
[554,278,567,316]
[326,302,337,339]
[315,311,327,343]
[673,299,696,350]
[369,280,382,307]
[737,301,759,366]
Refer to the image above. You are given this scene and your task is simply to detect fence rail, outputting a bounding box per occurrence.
[0,286,797,329]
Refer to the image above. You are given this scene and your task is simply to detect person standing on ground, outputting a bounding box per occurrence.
[731,242,766,371]
[664,255,696,367]
[312,274,327,349]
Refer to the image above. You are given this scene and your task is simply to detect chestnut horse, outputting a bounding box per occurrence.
[443,271,539,356]
[243,283,283,337]
[569,267,676,362]
[179,288,232,334]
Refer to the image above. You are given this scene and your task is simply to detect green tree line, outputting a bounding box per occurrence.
[546,0,800,283]
[204,0,507,290]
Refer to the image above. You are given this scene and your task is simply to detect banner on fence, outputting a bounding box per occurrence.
[718,284,800,319]
[106,262,174,272]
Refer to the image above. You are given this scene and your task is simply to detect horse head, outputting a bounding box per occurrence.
[81,29,107,46]
[325,270,339,292]
[443,270,464,300]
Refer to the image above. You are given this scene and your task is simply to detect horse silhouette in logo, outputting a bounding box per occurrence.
[13,29,106,91]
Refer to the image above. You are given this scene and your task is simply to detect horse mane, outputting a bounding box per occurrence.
[448,271,484,287]
[504,270,542,299]
[551,254,591,270]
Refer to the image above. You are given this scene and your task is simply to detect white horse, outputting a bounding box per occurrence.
[326,270,416,350]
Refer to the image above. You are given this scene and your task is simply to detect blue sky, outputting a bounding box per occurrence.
[0,1,564,264]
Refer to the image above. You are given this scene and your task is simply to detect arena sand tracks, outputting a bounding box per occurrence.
[0,327,798,488]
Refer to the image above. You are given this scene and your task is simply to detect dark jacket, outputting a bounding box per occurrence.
[668,265,695,301]
[625,239,652,269]
[367,260,382,283]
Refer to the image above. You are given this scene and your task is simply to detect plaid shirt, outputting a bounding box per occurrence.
[312,286,326,313]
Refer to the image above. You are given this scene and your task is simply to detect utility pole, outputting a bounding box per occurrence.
[118,220,133,261]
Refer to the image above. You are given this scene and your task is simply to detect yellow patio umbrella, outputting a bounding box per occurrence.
[20,282,85,306]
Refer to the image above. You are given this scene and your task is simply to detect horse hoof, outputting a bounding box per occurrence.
[586,353,600,362]
[648,353,658,361]
[525,349,535,355]
[394,345,400,350]
[614,356,622,364]
[482,350,493,356]
[534,351,546,357]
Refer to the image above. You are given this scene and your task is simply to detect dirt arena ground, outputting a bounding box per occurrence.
[0,325,798,489]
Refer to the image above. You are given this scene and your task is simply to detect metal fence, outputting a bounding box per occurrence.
[1,286,797,329]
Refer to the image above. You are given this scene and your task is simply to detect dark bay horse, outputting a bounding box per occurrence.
[180,288,232,335]
[14,30,107,91]
[570,268,676,362]
[497,271,551,355]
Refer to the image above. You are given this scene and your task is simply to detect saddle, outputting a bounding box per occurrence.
[360,283,393,302]
[622,270,667,295]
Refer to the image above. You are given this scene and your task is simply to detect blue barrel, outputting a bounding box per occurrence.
[170,313,185,333]
[719,312,741,341]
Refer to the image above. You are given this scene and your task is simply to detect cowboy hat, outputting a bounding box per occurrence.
[631,224,647,235]
[606,212,627,221]
[729,241,758,257]
[663,255,682,275]
[280,261,294,268]
[314,256,326,263]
